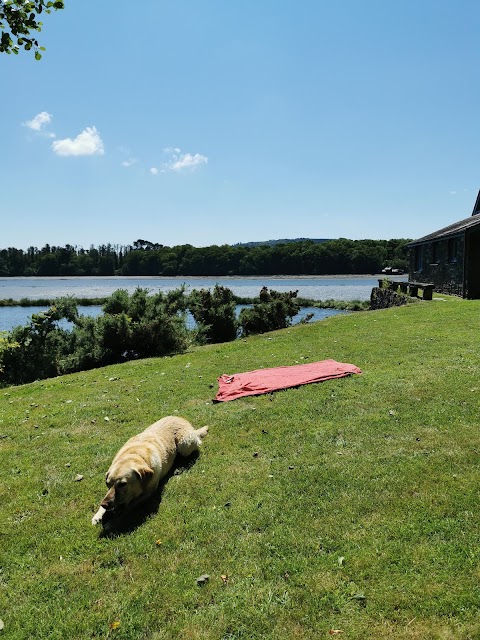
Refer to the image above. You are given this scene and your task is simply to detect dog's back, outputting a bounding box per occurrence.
[93,416,208,526]
[109,416,200,479]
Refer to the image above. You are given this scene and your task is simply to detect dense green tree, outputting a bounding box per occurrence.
[97,255,115,276]
[351,240,386,274]
[36,253,58,276]
[70,252,96,276]
[0,238,411,278]
[0,1,64,58]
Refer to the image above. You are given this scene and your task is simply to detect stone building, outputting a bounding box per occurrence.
[408,191,480,298]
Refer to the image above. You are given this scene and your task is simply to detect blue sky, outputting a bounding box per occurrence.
[2,0,480,250]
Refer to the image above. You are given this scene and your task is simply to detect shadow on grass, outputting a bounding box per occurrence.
[98,451,200,538]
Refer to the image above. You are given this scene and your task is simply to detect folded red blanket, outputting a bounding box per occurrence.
[215,359,362,402]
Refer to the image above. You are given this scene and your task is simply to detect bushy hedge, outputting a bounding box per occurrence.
[0,299,77,387]
[188,285,239,344]
[0,286,303,386]
[239,287,299,336]
[0,289,188,387]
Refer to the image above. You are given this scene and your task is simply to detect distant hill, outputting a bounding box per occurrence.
[233,238,331,248]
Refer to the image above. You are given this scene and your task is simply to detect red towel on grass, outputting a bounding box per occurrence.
[215,359,362,402]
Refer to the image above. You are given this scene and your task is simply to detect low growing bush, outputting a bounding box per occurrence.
[66,288,189,370]
[188,285,238,344]
[239,287,299,336]
[0,289,190,387]
[0,298,77,386]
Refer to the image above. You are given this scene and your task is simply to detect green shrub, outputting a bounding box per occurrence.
[239,287,299,336]
[78,287,189,366]
[188,285,239,344]
[102,288,130,315]
[0,298,77,386]
[0,289,190,386]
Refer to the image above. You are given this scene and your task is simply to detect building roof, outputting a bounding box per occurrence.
[408,189,480,247]
[408,214,480,247]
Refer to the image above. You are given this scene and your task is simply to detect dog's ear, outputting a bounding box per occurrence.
[134,465,154,485]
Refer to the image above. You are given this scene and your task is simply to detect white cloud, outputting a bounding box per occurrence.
[161,147,208,172]
[122,158,137,167]
[24,111,53,131]
[150,167,159,175]
[52,126,104,157]
[171,152,208,171]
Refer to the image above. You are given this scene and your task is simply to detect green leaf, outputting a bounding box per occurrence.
[34,50,41,60]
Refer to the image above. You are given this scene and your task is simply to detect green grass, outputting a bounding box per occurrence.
[1,295,480,639]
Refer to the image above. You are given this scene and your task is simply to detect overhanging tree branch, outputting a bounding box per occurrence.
[0,1,64,59]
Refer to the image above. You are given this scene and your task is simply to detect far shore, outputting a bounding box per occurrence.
[0,273,404,281]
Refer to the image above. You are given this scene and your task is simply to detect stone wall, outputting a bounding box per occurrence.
[370,287,410,310]
[408,236,464,297]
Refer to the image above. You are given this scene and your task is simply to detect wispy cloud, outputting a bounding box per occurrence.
[149,167,159,175]
[162,147,208,172]
[23,111,55,138]
[24,111,52,131]
[52,126,104,157]
[121,158,137,167]
[171,152,208,171]
[163,146,181,154]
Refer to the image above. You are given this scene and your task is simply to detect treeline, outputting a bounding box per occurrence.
[0,238,410,277]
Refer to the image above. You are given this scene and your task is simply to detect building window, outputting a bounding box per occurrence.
[415,246,423,272]
[448,238,458,263]
[431,242,439,264]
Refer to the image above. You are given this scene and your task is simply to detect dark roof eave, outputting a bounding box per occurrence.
[407,214,480,247]
[407,230,465,248]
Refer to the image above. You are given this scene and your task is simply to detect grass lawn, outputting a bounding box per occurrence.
[1,295,479,639]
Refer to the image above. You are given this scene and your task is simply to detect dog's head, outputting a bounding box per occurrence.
[101,457,154,514]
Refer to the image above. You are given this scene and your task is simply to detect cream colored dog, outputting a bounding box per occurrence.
[92,416,208,526]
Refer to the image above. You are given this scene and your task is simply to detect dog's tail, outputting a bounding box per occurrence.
[176,425,208,457]
[195,426,209,440]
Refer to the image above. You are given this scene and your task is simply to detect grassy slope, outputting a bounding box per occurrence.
[0,296,479,639]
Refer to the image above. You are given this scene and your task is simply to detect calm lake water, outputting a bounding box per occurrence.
[0,274,402,301]
[0,275,404,332]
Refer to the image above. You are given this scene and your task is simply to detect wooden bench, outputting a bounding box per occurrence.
[379,279,434,300]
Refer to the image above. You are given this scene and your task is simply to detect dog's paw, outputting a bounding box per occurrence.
[92,506,106,525]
